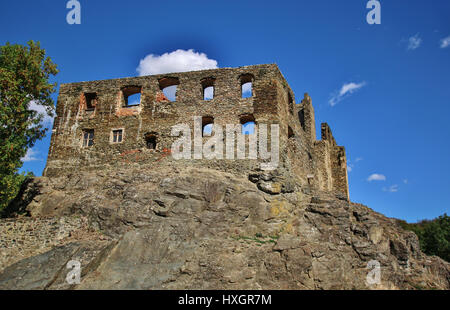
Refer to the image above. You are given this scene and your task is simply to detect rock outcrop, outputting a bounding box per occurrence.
[0,165,448,290]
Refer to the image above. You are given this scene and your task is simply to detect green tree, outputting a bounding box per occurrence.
[397,213,450,262]
[0,40,58,212]
[421,214,450,261]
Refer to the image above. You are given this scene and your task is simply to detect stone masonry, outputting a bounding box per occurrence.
[44,64,349,199]
[0,215,110,272]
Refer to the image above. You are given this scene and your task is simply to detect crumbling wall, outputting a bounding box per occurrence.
[45,65,286,176]
[332,146,349,199]
[298,93,316,144]
[313,140,333,191]
[44,64,349,199]
[313,123,349,199]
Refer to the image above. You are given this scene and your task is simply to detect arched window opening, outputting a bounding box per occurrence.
[241,82,252,98]
[201,77,215,101]
[240,74,254,98]
[158,77,180,102]
[122,86,142,107]
[202,116,214,136]
[204,87,214,100]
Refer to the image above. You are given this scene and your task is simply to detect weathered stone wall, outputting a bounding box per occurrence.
[44,64,349,198]
[0,216,108,272]
[297,93,316,143]
[313,140,333,191]
[316,123,349,197]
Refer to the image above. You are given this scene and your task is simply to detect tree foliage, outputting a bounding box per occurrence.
[0,41,58,212]
[397,213,450,262]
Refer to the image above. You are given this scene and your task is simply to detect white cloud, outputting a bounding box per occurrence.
[329,81,366,106]
[347,165,353,172]
[440,36,450,48]
[136,49,218,76]
[355,157,363,162]
[21,148,39,162]
[339,82,364,96]
[407,34,422,50]
[383,184,399,193]
[29,100,54,126]
[367,173,386,182]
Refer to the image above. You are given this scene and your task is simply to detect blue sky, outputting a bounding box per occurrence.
[1,0,449,222]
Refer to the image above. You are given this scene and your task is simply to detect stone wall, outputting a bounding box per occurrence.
[0,216,107,272]
[318,123,349,197]
[44,64,349,199]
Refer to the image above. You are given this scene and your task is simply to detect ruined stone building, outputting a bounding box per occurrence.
[44,64,349,199]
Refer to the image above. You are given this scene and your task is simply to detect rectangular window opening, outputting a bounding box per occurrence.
[85,93,97,111]
[83,129,94,147]
[112,129,123,143]
[122,86,142,107]
[201,77,215,101]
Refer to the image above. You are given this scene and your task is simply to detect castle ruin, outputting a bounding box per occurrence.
[44,64,349,199]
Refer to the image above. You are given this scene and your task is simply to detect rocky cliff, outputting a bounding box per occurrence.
[0,165,448,290]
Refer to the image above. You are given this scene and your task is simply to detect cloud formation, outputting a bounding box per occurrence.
[329,81,366,106]
[367,173,386,182]
[29,100,54,126]
[440,36,450,49]
[407,34,422,50]
[21,148,39,162]
[383,184,399,193]
[136,49,218,76]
